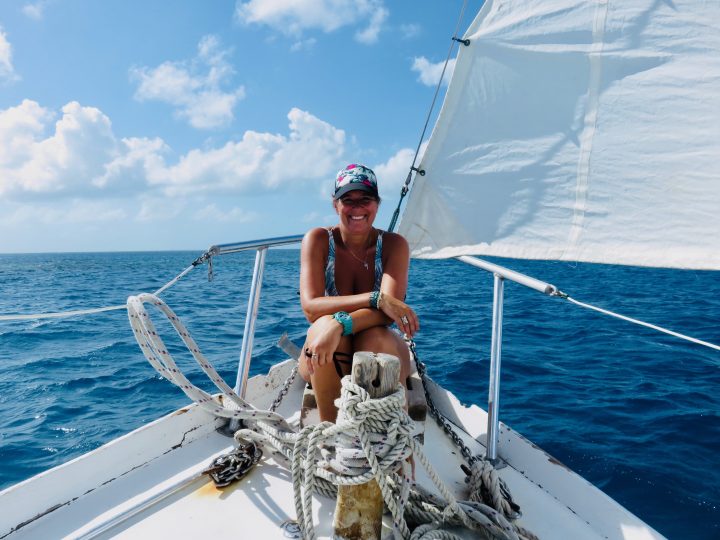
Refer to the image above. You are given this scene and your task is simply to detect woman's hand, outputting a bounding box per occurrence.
[379,293,419,338]
[302,315,344,375]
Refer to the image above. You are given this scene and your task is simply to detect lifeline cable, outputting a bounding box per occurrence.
[388,0,469,233]
[0,259,201,322]
[561,294,720,354]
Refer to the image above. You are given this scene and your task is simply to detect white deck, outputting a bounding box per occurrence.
[0,360,665,540]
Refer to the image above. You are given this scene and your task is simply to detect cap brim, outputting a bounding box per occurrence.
[334,184,378,199]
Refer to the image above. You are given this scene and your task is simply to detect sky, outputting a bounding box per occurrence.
[0,0,482,253]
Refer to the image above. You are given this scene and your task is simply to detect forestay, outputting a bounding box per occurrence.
[399,0,720,270]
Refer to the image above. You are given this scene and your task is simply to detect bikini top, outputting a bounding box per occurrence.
[325,228,384,296]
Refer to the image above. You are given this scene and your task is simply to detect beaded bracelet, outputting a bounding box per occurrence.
[332,311,353,336]
[369,290,380,309]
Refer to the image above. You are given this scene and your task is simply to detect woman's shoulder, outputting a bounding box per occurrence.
[302,227,332,252]
[378,230,408,249]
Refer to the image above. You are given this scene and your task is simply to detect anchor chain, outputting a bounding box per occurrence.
[408,339,479,465]
[202,440,263,487]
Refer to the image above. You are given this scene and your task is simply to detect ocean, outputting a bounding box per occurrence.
[0,250,718,539]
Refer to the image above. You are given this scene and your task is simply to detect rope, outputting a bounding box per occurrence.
[0,260,200,322]
[388,0,469,232]
[127,293,537,540]
[561,295,720,353]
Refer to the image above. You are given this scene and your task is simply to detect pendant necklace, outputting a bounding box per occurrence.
[347,245,369,270]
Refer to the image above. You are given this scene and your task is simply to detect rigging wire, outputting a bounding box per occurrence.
[387,0,470,233]
[562,294,720,354]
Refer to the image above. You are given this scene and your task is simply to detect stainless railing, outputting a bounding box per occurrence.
[202,235,304,398]
[456,255,559,462]
[206,236,559,462]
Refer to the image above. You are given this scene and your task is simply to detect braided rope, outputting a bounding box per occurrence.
[127,293,537,540]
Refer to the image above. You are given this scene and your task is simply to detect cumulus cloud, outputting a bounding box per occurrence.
[0,29,18,82]
[411,56,456,87]
[236,0,388,44]
[372,142,427,197]
[131,35,245,129]
[0,100,117,196]
[399,23,420,40]
[0,100,345,203]
[141,107,346,196]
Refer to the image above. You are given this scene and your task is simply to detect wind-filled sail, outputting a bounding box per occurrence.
[399,0,720,270]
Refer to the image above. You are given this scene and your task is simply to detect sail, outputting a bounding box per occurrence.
[399,0,720,270]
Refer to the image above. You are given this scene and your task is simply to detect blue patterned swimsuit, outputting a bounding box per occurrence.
[325,227,384,296]
[324,227,384,377]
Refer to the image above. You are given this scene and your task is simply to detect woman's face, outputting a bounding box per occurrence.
[334,191,380,233]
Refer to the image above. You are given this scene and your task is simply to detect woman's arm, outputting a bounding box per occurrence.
[300,228,418,335]
[300,228,386,322]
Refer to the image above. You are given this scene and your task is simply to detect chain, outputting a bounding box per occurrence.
[202,440,263,487]
[269,363,299,413]
[407,340,481,466]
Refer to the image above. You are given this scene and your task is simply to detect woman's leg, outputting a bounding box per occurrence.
[299,333,353,422]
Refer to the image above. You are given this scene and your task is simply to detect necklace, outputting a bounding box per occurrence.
[346,245,369,270]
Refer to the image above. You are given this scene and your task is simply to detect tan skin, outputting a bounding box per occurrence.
[299,190,419,422]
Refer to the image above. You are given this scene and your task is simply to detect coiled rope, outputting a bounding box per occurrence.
[127,293,536,540]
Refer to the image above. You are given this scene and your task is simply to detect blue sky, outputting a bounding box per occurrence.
[0,0,481,253]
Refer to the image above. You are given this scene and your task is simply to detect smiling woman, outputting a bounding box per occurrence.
[298,164,419,421]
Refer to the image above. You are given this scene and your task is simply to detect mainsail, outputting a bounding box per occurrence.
[399,0,720,270]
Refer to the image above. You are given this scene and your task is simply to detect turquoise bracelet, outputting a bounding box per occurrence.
[332,311,353,336]
[369,290,380,309]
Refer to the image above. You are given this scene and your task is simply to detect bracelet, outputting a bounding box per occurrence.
[369,290,380,309]
[332,311,353,336]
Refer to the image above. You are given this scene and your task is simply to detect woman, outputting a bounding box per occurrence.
[299,164,419,422]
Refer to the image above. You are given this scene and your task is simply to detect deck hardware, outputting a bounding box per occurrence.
[452,36,471,46]
[202,440,263,488]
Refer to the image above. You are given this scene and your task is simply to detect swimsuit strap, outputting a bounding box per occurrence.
[325,228,384,296]
[325,228,339,297]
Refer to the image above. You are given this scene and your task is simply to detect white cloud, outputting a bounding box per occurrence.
[399,23,420,40]
[236,0,388,44]
[22,2,47,19]
[131,35,245,129]
[411,56,456,87]
[149,107,346,196]
[193,204,257,222]
[135,197,186,222]
[372,142,427,197]
[0,100,117,196]
[290,38,317,53]
[0,29,18,82]
[0,100,346,204]
[1,200,127,225]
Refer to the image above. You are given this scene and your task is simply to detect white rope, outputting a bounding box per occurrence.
[0,263,197,322]
[564,296,720,353]
[127,293,537,540]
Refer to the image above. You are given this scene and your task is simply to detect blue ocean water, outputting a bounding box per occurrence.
[0,250,718,539]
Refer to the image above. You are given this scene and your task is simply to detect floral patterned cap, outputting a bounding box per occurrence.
[334,164,379,199]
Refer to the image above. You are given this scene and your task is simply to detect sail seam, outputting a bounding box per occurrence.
[565,0,610,258]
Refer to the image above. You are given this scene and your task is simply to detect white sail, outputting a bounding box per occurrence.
[399,0,720,270]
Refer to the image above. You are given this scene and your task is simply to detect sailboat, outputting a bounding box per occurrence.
[1,0,717,538]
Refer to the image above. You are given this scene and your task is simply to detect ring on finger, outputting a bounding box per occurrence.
[311,353,318,360]
[400,315,409,325]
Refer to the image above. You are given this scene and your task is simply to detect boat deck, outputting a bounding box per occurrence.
[0,360,664,540]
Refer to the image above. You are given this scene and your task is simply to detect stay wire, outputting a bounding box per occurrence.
[388,0,470,233]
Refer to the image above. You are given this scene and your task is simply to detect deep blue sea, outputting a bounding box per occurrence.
[0,250,718,539]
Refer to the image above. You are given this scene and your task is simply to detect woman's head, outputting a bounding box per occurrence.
[333,164,380,202]
[333,164,381,230]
